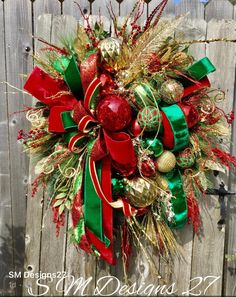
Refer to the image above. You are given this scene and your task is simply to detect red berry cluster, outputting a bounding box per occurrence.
[17,128,46,146]
[131,24,142,45]
[226,111,234,124]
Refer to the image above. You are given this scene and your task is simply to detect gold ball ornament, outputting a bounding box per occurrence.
[160,79,184,104]
[152,173,169,191]
[156,151,176,173]
[124,177,159,208]
[98,37,121,69]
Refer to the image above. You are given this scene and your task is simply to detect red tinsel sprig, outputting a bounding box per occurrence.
[143,0,168,32]
[121,221,132,270]
[212,147,236,169]
[187,193,201,234]
[52,198,66,237]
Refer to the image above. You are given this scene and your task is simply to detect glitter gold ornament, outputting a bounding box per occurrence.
[124,177,159,208]
[171,52,193,69]
[160,79,184,104]
[98,37,121,70]
[156,151,176,173]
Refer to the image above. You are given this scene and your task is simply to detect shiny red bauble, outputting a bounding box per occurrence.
[141,159,157,177]
[178,103,199,129]
[96,95,132,131]
[128,118,143,137]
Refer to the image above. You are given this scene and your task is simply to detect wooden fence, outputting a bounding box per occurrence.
[0,0,236,296]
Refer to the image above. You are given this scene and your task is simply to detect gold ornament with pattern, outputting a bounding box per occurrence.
[124,177,159,208]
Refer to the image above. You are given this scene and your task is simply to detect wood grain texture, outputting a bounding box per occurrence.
[167,18,206,296]
[149,0,204,19]
[92,0,118,18]
[62,0,88,20]
[34,0,61,20]
[205,0,234,22]
[36,14,78,297]
[22,14,52,297]
[64,216,97,296]
[4,0,32,295]
[220,17,236,297]
[191,19,236,296]
[0,1,14,295]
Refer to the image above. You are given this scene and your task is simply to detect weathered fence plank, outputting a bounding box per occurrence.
[91,0,118,18]
[36,15,79,297]
[149,0,204,19]
[0,1,14,295]
[34,0,62,19]
[220,18,236,297]
[205,0,234,21]
[62,0,88,19]
[191,19,236,296]
[23,14,52,297]
[172,18,207,296]
[4,0,32,295]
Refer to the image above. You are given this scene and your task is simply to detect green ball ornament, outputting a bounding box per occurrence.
[112,178,126,196]
[176,149,195,168]
[53,56,70,74]
[142,138,164,157]
[137,106,161,132]
[160,79,184,104]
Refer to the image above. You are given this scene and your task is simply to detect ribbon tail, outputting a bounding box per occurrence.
[71,168,93,254]
[165,169,188,228]
[84,155,115,265]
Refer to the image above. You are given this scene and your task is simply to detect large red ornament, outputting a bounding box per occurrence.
[178,103,199,129]
[96,95,132,131]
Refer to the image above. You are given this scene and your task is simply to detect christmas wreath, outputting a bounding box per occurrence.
[19,0,236,268]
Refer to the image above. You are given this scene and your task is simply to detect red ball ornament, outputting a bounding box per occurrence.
[96,95,132,131]
[128,119,143,137]
[141,159,157,177]
[178,103,199,129]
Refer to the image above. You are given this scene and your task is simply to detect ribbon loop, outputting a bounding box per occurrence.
[187,57,216,81]
[64,55,83,99]
[161,104,189,152]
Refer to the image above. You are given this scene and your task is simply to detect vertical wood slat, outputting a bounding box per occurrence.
[170,18,206,296]
[148,0,205,19]
[191,19,236,296]
[22,14,52,297]
[53,14,97,297]
[205,0,234,21]
[91,0,119,18]
[0,1,14,295]
[218,17,236,297]
[36,15,79,297]
[34,0,62,20]
[62,0,88,19]
[4,0,32,295]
